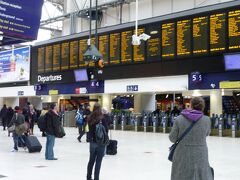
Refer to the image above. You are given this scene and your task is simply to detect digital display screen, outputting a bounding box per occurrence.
[193,16,208,55]
[79,39,88,67]
[61,42,69,70]
[0,0,43,40]
[147,25,161,61]
[133,28,145,62]
[121,30,133,63]
[162,23,175,58]
[70,41,78,69]
[210,13,226,52]
[109,33,120,64]
[0,46,30,83]
[45,45,53,72]
[224,53,240,70]
[177,20,191,56]
[74,69,88,81]
[38,47,44,73]
[53,44,60,71]
[99,35,109,65]
[228,10,240,50]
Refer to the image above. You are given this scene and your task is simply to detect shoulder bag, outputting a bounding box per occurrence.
[168,121,196,162]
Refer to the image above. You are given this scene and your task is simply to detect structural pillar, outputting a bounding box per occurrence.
[134,94,156,113]
[210,90,222,116]
[102,94,112,112]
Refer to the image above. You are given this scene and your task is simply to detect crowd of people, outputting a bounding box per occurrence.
[0,97,214,180]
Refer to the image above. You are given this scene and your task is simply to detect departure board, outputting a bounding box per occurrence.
[45,46,53,72]
[133,28,145,62]
[193,16,208,55]
[177,20,191,56]
[228,10,240,50]
[162,23,175,58]
[99,35,109,65]
[53,44,60,71]
[121,30,133,63]
[147,25,161,61]
[79,39,88,67]
[110,33,120,64]
[70,41,78,69]
[210,13,226,52]
[37,47,45,73]
[61,42,69,70]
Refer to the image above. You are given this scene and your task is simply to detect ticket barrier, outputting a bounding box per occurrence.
[152,116,158,133]
[218,116,223,137]
[232,116,236,138]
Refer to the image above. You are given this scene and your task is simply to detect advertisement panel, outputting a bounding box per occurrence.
[0,46,30,83]
[0,0,43,40]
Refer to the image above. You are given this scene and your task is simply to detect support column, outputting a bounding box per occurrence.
[5,97,19,108]
[134,94,156,113]
[210,90,222,116]
[89,95,99,111]
[102,94,112,112]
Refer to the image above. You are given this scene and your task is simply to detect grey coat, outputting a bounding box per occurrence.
[169,115,213,180]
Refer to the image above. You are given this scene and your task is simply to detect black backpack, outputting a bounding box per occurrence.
[95,121,109,146]
[37,114,47,131]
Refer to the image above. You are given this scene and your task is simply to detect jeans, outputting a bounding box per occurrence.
[87,143,105,180]
[78,125,85,141]
[45,134,55,160]
[13,132,25,150]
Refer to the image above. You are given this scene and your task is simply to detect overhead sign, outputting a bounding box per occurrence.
[75,87,87,94]
[0,46,30,83]
[0,0,43,41]
[127,85,138,92]
[49,90,58,95]
[220,81,240,89]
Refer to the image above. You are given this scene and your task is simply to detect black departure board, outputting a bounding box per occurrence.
[79,39,88,67]
[210,13,226,52]
[37,47,45,73]
[228,10,240,50]
[133,28,145,62]
[162,23,175,58]
[45,46,53,72]
[147,25,161,61]
[99,35,109,65]
[61,42,69,70]
[70,41,78,69]
[193,16,208,55]
[53,44,60,71]
[121,30,132,63]
[110,33,120,64]
[177,20,191,56]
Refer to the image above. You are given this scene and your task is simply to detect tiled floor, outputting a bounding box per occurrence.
[0,127,239,180]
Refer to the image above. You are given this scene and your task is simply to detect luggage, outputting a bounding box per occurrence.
[25,136,42,153]
[106,140,118,155]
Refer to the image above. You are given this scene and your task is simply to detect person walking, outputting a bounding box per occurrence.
[87,103,108,180]
[45,103,61,160]
[169,97,213,180]
[0,104,8,130]
[8,106,26,152]
[77,104,85,142]
[6,107,14,136]
[84,104,91,142]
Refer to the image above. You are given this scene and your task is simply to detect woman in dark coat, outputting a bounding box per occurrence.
[86,103,108,180]
[6,107,14,136]
[169,97,213,180]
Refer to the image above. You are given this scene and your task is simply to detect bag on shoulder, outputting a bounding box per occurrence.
[8,124,15,132]
[15,123,26,135]
[57,125,66,138]
[37,114,47,131]
[95,121,109,146]
[75,111,84,126]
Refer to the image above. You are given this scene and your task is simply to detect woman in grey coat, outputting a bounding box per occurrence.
[169,97,213,180]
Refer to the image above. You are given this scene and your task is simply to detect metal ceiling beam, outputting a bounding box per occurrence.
[40,0,130,27]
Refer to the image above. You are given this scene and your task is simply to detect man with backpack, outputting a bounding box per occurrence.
[76,104,85,142]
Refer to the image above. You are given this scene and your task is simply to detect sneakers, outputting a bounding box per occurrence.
[77,137,81,142]
[11,149,18,152]
[46,157,58,160]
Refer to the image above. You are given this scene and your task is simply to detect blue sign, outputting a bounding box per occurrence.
[0,46,30,83]
[127,85,138,92]
[0,0,43,40]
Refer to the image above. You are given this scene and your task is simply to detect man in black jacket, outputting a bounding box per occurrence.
[45,103,61,160]
[0,104,8,130]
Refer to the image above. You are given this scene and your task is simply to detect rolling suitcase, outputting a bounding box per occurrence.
[106,140,118,155]
[25,136,42,153]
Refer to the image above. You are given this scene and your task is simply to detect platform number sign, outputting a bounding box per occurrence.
[127,85,138,92]
[91,81,100,87]
[191,72,203,83]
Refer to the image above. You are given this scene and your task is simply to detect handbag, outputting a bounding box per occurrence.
[8,124,15,132]
[168,121,196,162]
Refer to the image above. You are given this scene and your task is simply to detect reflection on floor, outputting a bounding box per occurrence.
[0,128,239,180]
